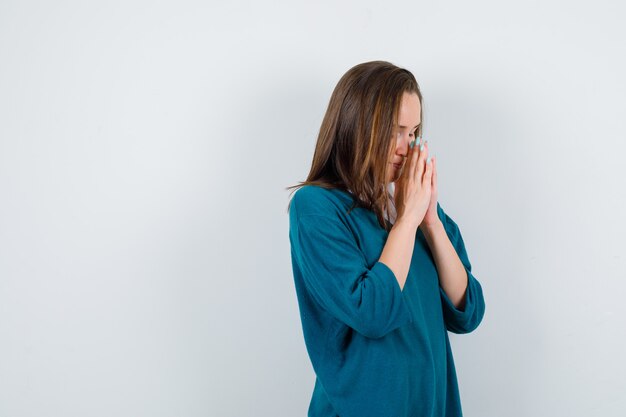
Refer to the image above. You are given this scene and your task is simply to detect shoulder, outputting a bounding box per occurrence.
[289,185,354,219]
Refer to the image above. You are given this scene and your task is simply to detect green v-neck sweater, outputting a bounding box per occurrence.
[288,185,485,417]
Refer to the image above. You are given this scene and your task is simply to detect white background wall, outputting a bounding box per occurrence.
[1,1,625,416]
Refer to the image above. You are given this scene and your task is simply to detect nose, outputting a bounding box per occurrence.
[396,132,411,157]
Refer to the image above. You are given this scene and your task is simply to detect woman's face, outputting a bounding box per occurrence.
[387,91,422,183]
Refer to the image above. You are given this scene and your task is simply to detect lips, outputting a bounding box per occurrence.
[393,163,403,169]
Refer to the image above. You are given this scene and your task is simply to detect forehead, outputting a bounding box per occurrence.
[397,92,421,126]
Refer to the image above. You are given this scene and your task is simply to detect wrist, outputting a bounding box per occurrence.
[393,216,420,232]
[419,219,444,236]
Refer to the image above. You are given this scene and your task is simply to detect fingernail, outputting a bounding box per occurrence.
[420,142,424,151]
[426,156,431,164]
[409,140,415,149]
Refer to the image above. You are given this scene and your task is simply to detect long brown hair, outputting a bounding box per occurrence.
[285,60,423,232]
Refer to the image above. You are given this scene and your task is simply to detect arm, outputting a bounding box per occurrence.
[292,214,413,339]
[421,203,486,334]
[378,219,419,291]
[420,219,468,310]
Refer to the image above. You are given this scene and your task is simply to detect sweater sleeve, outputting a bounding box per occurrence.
[437,203,486,334]
[292,214,413,339]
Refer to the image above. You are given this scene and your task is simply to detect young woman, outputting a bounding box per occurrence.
[286,61,486,417]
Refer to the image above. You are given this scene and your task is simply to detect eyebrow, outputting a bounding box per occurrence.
[397,124,420,129]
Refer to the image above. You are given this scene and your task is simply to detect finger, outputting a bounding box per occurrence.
[409,139,420,182]
[424,155,433,184]
[431,155,437,187]
[415,139,427,180]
